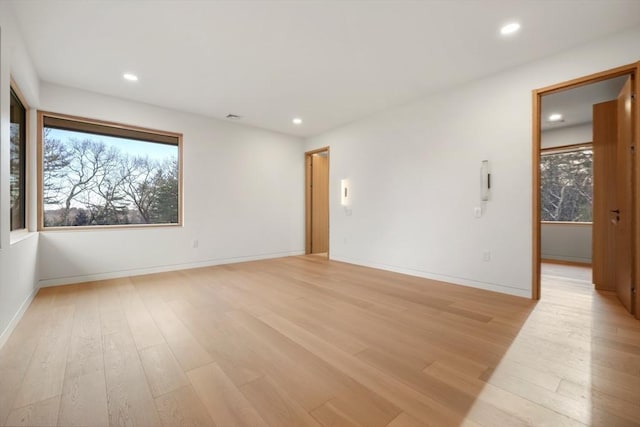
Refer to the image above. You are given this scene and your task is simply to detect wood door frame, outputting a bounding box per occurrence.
[305,147,330,255]
[532,62,639,316]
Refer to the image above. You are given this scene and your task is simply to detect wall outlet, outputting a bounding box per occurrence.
[192,239,199,249]
[483,251,491,262]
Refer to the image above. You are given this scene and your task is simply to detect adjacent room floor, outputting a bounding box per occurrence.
[541,262,593,285]
[0,257,638,426]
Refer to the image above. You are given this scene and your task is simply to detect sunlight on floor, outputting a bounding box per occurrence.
[459,263,638,425]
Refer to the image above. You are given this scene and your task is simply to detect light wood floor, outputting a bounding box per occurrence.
[0,257,638,426]
[541,262,593,284]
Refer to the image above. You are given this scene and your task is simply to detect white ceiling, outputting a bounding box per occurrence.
[10,0,640,137]
[541,75,628,131]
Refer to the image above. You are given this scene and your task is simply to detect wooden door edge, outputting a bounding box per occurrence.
[633,62,640,318]
[304,147,330,256]
[305,153,312,254]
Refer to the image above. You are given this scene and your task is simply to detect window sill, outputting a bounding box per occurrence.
[541,221,592,226]
[10,229,38,245]
[40,223,182,232]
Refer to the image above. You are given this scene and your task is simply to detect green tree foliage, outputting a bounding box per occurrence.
[150,159,179,224]
[540,149,592,222]
[43,133,179,227]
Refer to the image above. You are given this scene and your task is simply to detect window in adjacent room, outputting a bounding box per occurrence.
[540,145,593,222]
[10,86,27,231]
[39,112,182,229]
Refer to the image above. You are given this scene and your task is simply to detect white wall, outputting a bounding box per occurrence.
[305,26,640,297]
[541,123,593,264]
[541,123,592,149]
[37,83,305,286]
[541,224,591,264]
[0,2,40,347]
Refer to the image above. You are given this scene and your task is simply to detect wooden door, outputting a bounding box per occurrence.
[615,76,633,312]
[310,152,329,254]
[592,100,617,291]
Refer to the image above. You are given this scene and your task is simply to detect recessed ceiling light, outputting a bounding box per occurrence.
[500,22,521,36]
[123,73,139,82]
[292,117,303,125]
[548,113,563,122]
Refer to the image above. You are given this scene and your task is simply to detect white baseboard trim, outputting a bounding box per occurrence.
[330,255,531,298]
[0,287,39,350]
[38,250,305,288]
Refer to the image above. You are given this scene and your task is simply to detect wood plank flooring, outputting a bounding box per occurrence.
[0,257,638,426]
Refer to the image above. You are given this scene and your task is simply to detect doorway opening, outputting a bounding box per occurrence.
[532,62,639,319]
[305,147,329,257]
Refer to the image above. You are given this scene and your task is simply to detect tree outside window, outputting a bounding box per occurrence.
[10,88,26,231]
[41,114,181,228]
[540,147,592,222]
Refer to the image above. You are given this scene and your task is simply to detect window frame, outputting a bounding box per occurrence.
[9,79,29,235]
[540,142,593,225]
[37,111,184,231]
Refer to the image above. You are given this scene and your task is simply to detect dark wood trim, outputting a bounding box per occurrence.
[39,111,181,145]
[305,146,331,156]
[535,63,638,96]
[37,112,44,232]
[532,90,541,300]
[305,147,330,256]
[633,62,640,318]
[37,110,184,231]
[9,78,29,233]
[541,221,592,226]
[541,142,592,154]
[541,258,592,267]
[9,77,29,109]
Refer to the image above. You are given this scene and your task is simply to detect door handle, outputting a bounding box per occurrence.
[610,209,620,223]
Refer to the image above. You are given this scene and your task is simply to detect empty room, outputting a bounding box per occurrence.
[1,1,639,426]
